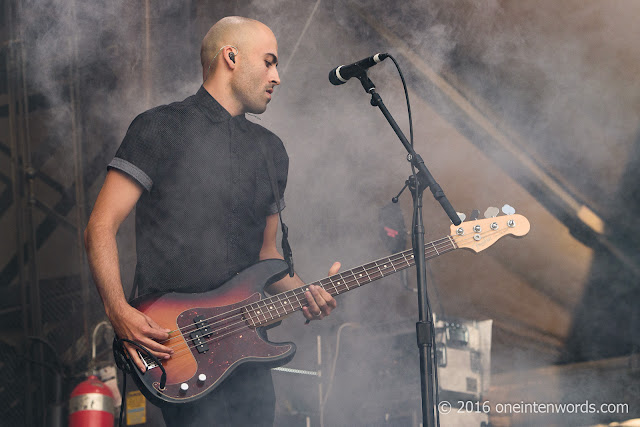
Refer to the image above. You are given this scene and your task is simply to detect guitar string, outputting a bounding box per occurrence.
[146,228,509,361]
[157,233,459,343]
[154,234,457,347]
[152,247,422,360]
[153,227,505,356]
[150,244,444,361]
[144,239,456,360]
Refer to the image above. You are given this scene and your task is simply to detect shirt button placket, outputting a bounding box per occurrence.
[227,121,235,250]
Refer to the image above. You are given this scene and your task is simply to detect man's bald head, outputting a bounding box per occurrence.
[200,16,275,81]
[200,16,280,115]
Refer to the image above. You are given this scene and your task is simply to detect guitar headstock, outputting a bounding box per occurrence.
[450,214,530,253]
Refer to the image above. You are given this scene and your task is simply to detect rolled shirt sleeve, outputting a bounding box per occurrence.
[108,110,171,191]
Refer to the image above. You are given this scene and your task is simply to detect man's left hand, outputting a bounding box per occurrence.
[302,262,340,322]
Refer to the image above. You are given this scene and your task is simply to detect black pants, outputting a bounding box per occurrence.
[161,364,276,427]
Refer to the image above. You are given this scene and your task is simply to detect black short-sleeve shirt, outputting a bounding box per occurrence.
[108,86,288,296]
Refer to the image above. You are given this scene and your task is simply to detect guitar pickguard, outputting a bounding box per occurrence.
[127,259,295,406]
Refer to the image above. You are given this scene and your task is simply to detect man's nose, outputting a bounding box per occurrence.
[271,68,280,85]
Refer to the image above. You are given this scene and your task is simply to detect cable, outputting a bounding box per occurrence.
[112,337,167,427]
[320,322,360,427]
[118,371,127,427]
[387,55,414,148]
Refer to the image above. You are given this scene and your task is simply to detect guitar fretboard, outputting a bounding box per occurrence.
[243,236,457,327]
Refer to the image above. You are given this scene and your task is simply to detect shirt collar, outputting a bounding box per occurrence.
[195,86,251,132]
[195,85,232,122]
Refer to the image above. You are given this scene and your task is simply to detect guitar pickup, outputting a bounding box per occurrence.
[191,336,209,354]
[192,315,213,338]
[190,315,212,354]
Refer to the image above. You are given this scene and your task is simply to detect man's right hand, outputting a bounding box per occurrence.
[108,303,174,372]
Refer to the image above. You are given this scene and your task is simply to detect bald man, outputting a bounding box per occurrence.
[85,16,338,426]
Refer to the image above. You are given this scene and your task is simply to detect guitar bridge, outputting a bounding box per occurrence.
[137,351,159,371]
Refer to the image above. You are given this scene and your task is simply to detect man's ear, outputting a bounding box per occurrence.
[224,47,238,68]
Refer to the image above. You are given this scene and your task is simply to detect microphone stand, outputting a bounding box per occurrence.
[355,72,461,427]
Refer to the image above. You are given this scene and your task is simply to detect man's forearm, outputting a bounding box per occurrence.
[84,222,173,367]
[259,248,305,294]
[84,224,129,316]
[268,271,305,294]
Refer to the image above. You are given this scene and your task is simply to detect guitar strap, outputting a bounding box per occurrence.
[258,139,295,278]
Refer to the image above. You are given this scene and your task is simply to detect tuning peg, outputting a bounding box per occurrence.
[484,206,499,218]
[502,204,515,215]
[456,212,466,223]
[469,209,480,221]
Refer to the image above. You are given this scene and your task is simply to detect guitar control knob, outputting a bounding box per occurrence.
[198,374,207,383]
[180,383,189,393]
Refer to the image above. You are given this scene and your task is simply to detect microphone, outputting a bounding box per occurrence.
[329,53,389,85]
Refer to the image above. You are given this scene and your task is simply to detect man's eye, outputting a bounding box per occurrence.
[265,61,272,67]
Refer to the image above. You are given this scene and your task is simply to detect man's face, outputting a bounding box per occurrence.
[231,27,280,115]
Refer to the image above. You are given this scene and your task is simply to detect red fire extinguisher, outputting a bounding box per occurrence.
[69,375,114,427]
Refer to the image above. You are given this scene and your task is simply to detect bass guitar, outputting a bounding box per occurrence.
[118,213,529,406]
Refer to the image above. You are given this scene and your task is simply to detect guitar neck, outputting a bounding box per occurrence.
[245,236,458,327]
